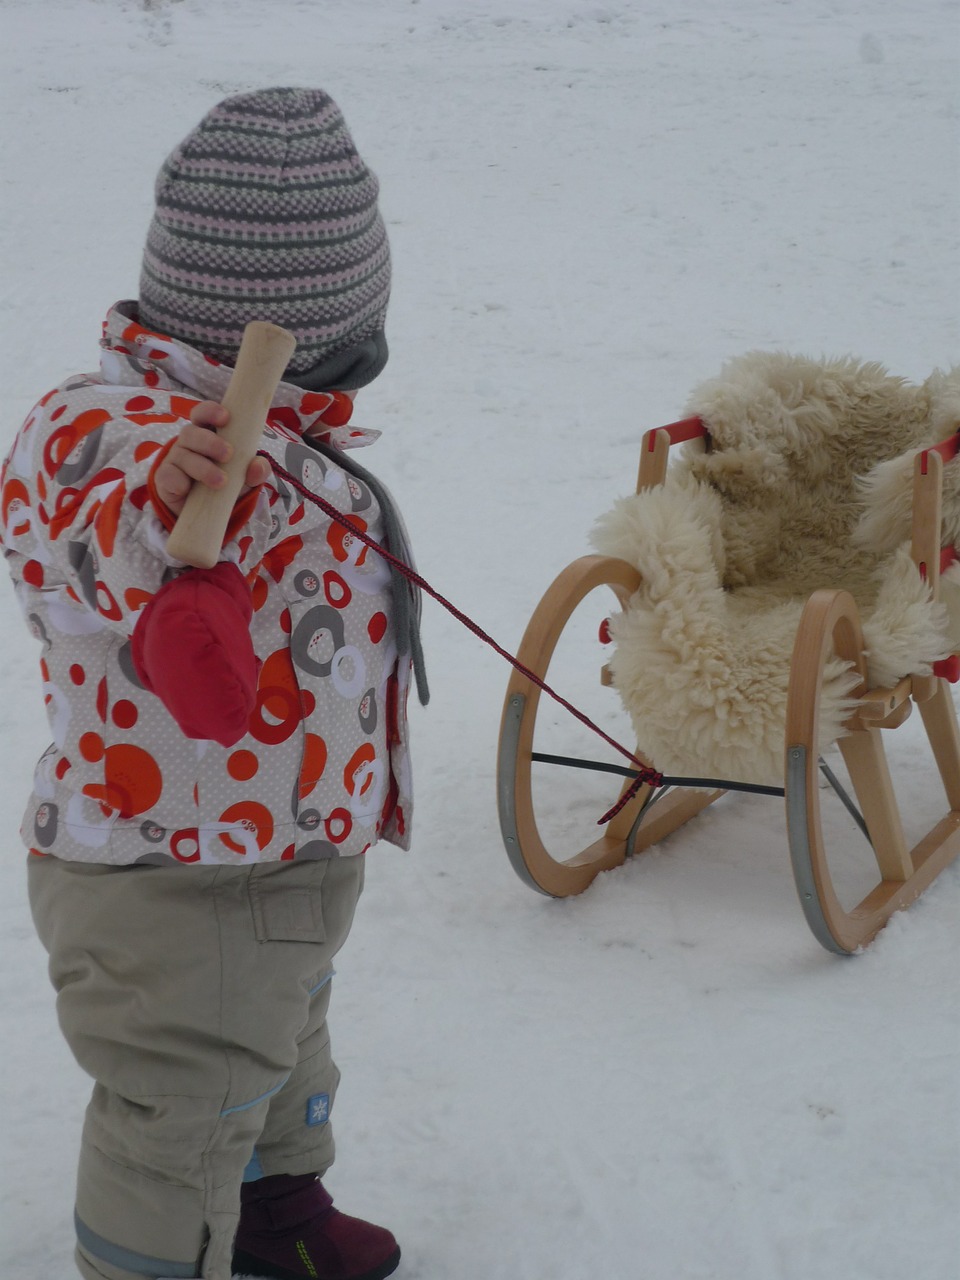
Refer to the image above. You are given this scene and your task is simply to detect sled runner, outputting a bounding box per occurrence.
[497,354,960,953]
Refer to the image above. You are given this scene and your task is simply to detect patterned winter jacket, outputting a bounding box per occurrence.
[0,302,414,866]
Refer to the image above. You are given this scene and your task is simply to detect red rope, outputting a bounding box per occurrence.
[265,456,662,823]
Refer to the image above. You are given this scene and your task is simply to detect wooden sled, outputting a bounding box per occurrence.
[497,416,960,954]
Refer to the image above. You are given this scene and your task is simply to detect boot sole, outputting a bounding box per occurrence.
[232,1244,401,1280]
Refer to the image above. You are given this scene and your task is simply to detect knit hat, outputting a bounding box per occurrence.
[138,87,391,389]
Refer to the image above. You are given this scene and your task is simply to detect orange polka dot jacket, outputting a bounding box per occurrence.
[0,302,414,865]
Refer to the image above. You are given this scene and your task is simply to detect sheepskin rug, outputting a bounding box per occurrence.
[591,353,960,786]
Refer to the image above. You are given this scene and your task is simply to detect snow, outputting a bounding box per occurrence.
[1,1,959,1277]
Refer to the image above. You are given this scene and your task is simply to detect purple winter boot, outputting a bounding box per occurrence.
[233,1174,401,1280]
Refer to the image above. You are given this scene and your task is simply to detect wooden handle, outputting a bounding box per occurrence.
[165,321,298,568]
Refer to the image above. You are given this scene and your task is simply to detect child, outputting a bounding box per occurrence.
[1,87,426,1280]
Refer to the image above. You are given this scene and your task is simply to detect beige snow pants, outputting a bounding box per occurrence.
[28,852,365,1280]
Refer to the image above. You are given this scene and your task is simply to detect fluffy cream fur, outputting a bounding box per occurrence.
[591,353,960,786]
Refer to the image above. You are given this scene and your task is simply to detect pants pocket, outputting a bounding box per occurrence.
[248,863,328,944]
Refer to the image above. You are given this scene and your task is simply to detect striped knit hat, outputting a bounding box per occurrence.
[139,87,391,388]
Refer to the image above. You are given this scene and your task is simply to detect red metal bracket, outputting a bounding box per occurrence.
[919,432,960,476]
[646,417,709,450]
[918,545,958,583]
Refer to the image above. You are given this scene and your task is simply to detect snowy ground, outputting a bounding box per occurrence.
[1,1,959,1278]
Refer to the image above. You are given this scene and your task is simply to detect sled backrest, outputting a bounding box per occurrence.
[638,353,955,601]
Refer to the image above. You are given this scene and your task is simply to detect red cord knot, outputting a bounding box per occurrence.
[597,763,663,825]
[598,618,612,644]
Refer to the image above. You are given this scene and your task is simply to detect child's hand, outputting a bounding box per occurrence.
[154,401,272,515]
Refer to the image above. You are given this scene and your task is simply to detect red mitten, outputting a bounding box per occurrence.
[131,562,258,747]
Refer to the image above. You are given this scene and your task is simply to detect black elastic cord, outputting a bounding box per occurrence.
[531,751,785,797]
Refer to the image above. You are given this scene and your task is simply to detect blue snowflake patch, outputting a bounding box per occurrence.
[306,1093,330,1127]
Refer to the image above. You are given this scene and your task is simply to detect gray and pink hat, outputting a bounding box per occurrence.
[138,87,390,389]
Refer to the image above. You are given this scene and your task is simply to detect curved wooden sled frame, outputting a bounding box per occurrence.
[496,554,723,898]
[497,420,960,952]
[786,611,960,956]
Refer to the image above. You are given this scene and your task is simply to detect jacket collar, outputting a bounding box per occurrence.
[99,301,381,451]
